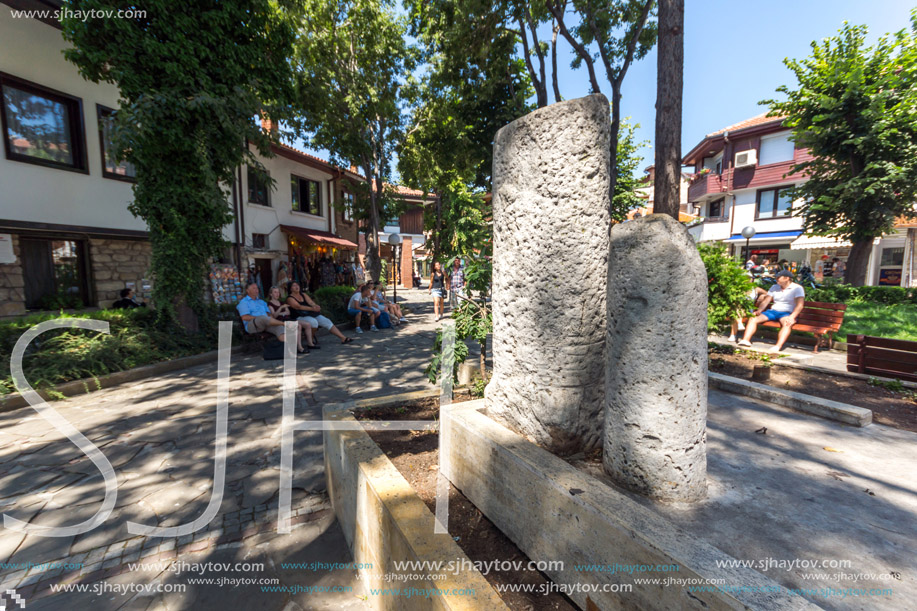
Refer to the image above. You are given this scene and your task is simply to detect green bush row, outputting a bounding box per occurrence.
[0,305,239,396]
[313,285,358,324]
[806,284,917,305]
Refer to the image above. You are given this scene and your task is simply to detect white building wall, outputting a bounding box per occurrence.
[729,188,805,236]
[241,148,334,252]
[0,12,141,232]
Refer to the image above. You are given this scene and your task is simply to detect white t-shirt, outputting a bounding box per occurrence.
[349,292,363,309]
[768,283,805,313]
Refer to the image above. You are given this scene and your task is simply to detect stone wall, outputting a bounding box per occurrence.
[90,239,153,306]
[0,234,26,317]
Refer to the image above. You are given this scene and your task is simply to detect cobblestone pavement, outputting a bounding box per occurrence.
[0,288,442,610]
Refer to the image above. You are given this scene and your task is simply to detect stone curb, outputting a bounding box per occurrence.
[322,402,510,610]
[0,344,257,414]
[707,336,917,389]
[709,372,872,427]
[771,359,917,390]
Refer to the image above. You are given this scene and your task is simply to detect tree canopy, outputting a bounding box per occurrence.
[764,10,917,285]
[291,0,413,282]
[62,0,296,322]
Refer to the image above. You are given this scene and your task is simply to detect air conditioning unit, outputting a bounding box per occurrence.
[734,149,757,169]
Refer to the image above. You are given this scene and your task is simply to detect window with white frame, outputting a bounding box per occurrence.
[342,190,354,221]
[291,174,321,216]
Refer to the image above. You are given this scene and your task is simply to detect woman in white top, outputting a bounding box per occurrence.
[373,282,406,323]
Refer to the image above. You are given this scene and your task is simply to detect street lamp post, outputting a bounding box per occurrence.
[387,233,402,303]
[741,226,757,264]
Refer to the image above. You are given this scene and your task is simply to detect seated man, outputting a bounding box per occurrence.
[738,270,805,353]
[237,282,299,346]
[347,284,378,333]
[111,288,146,309]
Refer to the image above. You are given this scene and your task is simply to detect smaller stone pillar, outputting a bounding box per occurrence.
[604,214,707,501]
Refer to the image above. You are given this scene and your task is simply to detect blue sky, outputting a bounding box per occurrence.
[297,0,916,179]
[584,0,917,169]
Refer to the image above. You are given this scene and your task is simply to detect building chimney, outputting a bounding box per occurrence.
[260,112,278,135]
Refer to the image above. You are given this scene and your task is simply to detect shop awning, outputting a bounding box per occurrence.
[790,234,852,250]
[726,230,802,242]
[280,225,358,249]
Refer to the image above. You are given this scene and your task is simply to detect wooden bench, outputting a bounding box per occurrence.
[746,301,847,353]
[847,335,917,382]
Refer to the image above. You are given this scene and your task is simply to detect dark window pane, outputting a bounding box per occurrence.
[308,181,321,215]
[3,85,74,165]
[880,247,904,267]
[99,109,135,178]
[291,176,300,211]
[248,167,270,206]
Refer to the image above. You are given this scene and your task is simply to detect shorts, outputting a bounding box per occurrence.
[762,309,792,322]
[431,288,444,299]
[301,314,334,329]
[347,308,363,317]
[249,315,284,338]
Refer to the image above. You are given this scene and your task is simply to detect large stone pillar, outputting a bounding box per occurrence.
[604,214,707,501]
[485,94,610,454]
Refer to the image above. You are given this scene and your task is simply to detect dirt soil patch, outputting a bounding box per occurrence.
[709,348,917,432]
[354,395,576,611]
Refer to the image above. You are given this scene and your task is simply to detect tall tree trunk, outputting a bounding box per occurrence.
[845,239,873,287]
[363,163,382,283]
[551,18,562,104]
[653,0,684,220]
[609,86,622,222]
[433,195,443,262]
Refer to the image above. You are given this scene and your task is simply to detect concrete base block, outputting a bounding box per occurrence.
[323,404,508,610]
[442,400,820,611]
[709,372,872,427]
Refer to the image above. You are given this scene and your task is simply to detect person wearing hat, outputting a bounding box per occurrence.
[738,270,805,353]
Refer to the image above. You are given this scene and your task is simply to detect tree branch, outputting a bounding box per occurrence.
[547,0,602,94]
[551,13,563,103]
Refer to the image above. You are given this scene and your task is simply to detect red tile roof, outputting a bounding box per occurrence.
[706,113,786,137]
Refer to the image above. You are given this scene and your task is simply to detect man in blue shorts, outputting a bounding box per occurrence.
[738,270,805,353]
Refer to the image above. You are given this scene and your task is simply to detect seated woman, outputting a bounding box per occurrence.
[347,284,378,333]
[286,281,354,345]
[266,286,307,354]
[374,282,406,323]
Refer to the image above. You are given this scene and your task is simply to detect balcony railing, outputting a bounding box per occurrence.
[687,172,725,201]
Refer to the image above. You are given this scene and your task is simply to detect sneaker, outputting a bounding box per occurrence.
[737,339,752,347]
[728,334,736,342]
[355,327,364,334]
[370,325,379,332]
[399,317,407,322]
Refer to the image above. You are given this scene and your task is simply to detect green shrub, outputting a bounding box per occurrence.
[698,243,754,332]
[312,285,357,324]
[808,284,913,305]
[0,308,229,397]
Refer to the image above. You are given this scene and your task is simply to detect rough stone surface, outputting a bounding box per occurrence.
[0,234,25,317]
[89,238,152,306]
[485,94,611,454]
[604,214,708,501]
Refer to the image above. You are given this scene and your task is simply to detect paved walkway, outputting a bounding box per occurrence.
[0,288,442,610]
[709,332,851,374]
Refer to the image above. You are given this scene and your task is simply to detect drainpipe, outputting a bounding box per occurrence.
[237,143,247,273]
[724,130,738,254]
